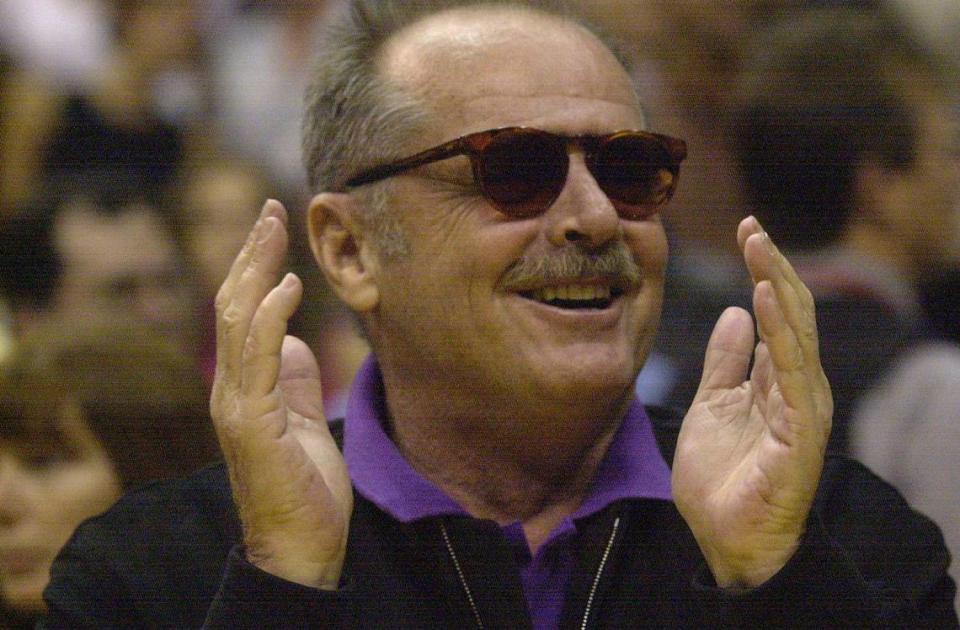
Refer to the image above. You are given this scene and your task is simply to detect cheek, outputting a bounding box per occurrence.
[40,459,120,537]
[625,219,669,276]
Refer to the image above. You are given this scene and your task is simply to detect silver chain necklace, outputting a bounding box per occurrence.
[440,516,622,630]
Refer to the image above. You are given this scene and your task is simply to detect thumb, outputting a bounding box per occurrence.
[279,335,326,421]
[694,307,756,399]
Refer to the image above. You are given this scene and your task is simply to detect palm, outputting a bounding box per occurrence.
[671,219,832,588]
[210,201,353,588]
[226,338,352,583]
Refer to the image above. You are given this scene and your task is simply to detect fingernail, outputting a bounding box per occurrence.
[259,200,274,220]
[762,230,775,252]
[281,273,298,289]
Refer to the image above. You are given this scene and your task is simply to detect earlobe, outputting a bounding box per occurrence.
[307,193,380,312]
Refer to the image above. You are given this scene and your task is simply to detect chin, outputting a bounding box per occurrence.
[1,585,46,615]
[536,359,636,406]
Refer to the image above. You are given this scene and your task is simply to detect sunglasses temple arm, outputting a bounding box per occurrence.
[345,139,469,188]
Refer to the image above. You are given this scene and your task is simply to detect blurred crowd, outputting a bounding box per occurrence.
[0,0,958,624]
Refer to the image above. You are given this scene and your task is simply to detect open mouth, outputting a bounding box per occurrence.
[519,284,623,310]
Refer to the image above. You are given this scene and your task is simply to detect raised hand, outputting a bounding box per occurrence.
[671,216,833,589]
[210,200,352,589]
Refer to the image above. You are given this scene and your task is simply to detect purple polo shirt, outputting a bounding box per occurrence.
[343,356,673,629]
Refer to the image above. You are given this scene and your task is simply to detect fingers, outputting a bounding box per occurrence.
[738,216,831,426]
[213,200,289,399]
[278,335,327,422]
[240,273,304,402]
[696,307,755,395]
[739,217,819,363]
[753,281,813,417]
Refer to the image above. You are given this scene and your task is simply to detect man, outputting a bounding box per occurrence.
[42,1,956,627]
[0,175,198,352]
[730,7,960,604]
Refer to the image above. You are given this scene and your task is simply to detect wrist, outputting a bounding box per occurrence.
[702,535,801,589]
[245,545,345,590]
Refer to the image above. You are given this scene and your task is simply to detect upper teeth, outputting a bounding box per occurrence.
[531,284,612,302]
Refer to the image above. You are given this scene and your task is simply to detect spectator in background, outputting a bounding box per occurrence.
[174,154,275,383]
[170,146,368,408]
[0,317,220,628]
[207,0,339,200]
[0,0,205,213]
[0,174,200,355]
[178,157,274,304]
[731,5,960,441]
[581,0,763,406]
[729,6,960,606]
[889,0,960,345]
[0,54,16,362]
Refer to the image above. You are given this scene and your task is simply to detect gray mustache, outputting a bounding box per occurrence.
[500,242,641,290]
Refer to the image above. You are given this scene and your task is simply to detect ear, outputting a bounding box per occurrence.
[307,193,380,312]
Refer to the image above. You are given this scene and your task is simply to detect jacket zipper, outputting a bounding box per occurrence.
[440,516,622,630]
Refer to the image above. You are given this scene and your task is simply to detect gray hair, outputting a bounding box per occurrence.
[300,0,636,256]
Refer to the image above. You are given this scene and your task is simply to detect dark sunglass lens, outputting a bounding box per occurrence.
[596,135,676,217]
[478,131,567,217]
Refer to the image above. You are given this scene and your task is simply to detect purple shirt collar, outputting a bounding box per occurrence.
[343,355,672,523]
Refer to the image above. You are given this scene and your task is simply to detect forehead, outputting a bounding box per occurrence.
[380,7,643,140]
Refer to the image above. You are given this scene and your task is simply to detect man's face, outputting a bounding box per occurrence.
[361,10,668,417]
[52,201,195,347]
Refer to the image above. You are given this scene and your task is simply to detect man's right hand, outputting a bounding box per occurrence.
[210,199,353,589]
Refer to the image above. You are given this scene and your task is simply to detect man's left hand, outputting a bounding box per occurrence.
[671,215,833,589]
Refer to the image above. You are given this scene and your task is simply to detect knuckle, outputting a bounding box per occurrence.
[243,330,262,361]
[786,342,806,373]
[220,303,247,335]
[799,318,818,346]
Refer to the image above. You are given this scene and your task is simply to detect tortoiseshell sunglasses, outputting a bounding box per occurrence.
[346,127,687,219]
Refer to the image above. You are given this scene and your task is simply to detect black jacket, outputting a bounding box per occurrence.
[42,408,958,628]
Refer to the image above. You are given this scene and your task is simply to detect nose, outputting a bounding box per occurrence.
[544,153,621,250]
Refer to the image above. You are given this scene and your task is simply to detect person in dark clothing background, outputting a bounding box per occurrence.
[728,8,960,603]
[0,317,220,627]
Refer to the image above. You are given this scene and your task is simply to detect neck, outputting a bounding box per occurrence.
[384,379,630,553]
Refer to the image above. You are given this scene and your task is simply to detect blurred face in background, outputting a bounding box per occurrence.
[904,91,960,268]
[182,163,266,297]
[51,199,196,349]
[0,404,121,613]
[874,87,960,275]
